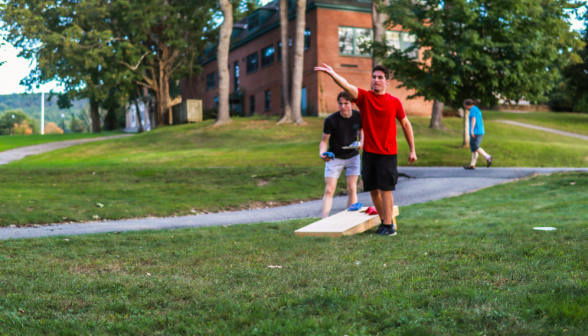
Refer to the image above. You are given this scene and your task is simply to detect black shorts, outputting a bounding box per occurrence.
[361,151,398,191]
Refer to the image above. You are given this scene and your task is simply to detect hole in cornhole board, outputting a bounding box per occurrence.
[295,206,399,237]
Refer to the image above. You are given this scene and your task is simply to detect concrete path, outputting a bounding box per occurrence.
[497,120,588,141]
[0,134,134,165]
[2,167,586,240]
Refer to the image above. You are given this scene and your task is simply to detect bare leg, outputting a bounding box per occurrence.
[369,190,384,222]
[380,190,395,225]
[477,147,490,159]
[321,177,338,218]
[470,152,478,167]
[346,175,358,207]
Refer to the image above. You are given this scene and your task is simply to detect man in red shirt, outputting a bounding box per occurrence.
[314,63,417,236]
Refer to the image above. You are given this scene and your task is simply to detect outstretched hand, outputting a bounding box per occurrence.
[314,63,335,76]
[407,151,417,165]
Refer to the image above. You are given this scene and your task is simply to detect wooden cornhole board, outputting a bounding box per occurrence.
[295,206,399,237]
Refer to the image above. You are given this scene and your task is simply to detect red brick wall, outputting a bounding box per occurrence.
[315,8,432,117]
[181,6,433,118]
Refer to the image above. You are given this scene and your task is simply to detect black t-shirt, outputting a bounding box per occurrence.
[323,110,362,159]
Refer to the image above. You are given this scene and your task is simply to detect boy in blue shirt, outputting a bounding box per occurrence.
[464,99,493,169]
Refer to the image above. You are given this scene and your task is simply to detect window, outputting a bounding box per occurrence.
[249,95,255,115]
[261,45,275,67]
[265,90,271,111]
[234,61,240,92]
[206,72,215,90]
[304,29,311,50]
[246,52,258,73]
[385,31,417,58]
[338,27,372,56]
[277,41,282,61]
[248,12,259,32]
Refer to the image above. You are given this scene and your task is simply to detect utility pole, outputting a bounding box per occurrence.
[41,92,45,135]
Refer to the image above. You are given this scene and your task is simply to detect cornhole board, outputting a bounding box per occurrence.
[295,206,399,237]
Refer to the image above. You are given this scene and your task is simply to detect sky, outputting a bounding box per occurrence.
[0,3,585,96]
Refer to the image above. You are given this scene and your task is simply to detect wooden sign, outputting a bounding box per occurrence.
[295,206,399,237]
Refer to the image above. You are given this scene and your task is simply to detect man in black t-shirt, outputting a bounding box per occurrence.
[319,91,363,218]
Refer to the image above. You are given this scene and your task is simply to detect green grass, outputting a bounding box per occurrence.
[0,131,123,152]
[2,116,587,226]
[1,172,587,335]
[484,111,588,137]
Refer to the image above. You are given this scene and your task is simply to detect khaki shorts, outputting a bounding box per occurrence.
[324,154,361,178]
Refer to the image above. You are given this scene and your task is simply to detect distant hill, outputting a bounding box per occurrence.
[0,93,88,127]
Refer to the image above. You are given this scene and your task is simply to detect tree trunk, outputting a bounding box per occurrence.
[462,108,470,148]
[277,0,293,124]
[214,0,233,126]
[134,98,144,133]
[429,100,444,129]
[371,0,389,68]
[90,97,101,133]
[158,65,171,125]
[290,0,307,125]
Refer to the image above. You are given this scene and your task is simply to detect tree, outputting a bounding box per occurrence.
[549,9,588,113]
[379,0,583,130]
[215,0,234,126]
[289,0,307,125]
[371,0,389,68]
[0,0,133,133]
[113,0,216,126]
[277,0,293,124]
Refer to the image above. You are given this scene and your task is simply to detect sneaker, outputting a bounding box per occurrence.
[463,165,475,170]
[378,227,397,236]
[486,156,493,168]
[375,224,385,234]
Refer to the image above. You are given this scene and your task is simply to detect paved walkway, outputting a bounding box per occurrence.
[497,120,588,141]
[0,134,134,165]
[2,167,586,240]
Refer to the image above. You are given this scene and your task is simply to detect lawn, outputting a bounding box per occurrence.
[1,172,586,335]
[2,116,588,226]
[484,110,588,137]
[0,131,123,152]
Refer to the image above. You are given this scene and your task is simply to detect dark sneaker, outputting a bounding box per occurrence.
[378,227,397,236]
[464,165,475,170]
[375,224,385,234]
[486,156,493,168]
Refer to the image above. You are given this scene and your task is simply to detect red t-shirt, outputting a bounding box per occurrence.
[353,88,406,155]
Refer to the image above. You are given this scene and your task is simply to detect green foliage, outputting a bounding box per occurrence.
[0,109,39,135]
[69,114,87,133]
[549,11,588,113]
[0,93,88,125]
[0,173,587,334]
[379,0,584,108]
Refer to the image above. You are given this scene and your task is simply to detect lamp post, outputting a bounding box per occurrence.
[61,113,65,132]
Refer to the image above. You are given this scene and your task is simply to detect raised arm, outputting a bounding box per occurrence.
[314,63,359,100]
[400,117,417,165]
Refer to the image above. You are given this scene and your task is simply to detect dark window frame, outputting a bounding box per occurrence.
[206,72,215,90]
[304,29,311,50]
[261,44,275,67]
[265,90,271,111]
[248,12,260,32]
[249,95,255,116]
[246,52,259,73]
[234,61,240,92]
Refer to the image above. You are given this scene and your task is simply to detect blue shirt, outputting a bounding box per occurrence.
[469,106,485,135]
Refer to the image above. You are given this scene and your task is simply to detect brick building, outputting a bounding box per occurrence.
[181,0,433,117]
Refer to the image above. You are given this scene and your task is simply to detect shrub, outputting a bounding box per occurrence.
[45,122,64,134]
[0,110,39,135]
[69,114,87,133]
[13,119,33,135]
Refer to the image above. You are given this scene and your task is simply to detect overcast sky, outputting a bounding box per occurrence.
[0,4,585,95]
